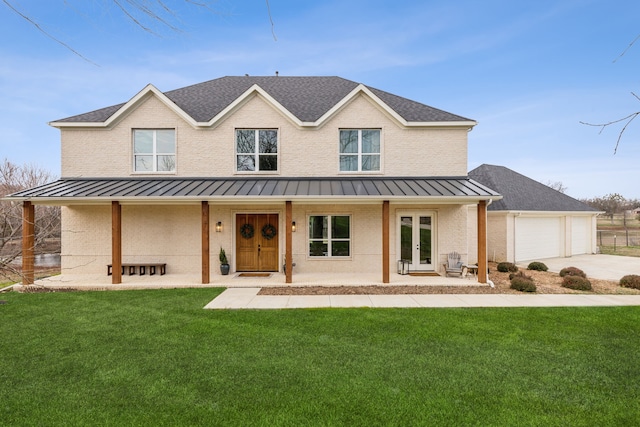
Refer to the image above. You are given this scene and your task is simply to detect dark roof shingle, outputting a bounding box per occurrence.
[468,164,597,212]
[54,76,473,124]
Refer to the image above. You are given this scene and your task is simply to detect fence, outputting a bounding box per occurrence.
[597,230,640,247]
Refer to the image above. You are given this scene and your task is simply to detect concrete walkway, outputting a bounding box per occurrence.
[204,287,640,309]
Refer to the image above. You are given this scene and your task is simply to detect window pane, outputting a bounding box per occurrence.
[309,241,328,257]
[420,216,432,264]
[339,155,358,171]
[332,216,350,239]
[237,155,255,171]
[332,241,350,257]
[259,155,277,171]
[259,130,278,153]
[400,216,412,260]
[156,130,175,153]
[157,155,175,172]
[134,130,153,154]
[362,130,380,153]
[361,155,380,171]
[236,130,255,153]
[135,155,153,171]
[309,216,327,239]
[339,130,358,153]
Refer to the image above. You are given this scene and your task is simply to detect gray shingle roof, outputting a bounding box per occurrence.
[468,164,597,212]
[8,176,498,201]
[54,76,473,124]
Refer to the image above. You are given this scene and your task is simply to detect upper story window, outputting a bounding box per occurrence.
[339,129,381,172]
[133,129,176,172]
[236,129,278,172]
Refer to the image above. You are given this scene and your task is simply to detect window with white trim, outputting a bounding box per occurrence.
[339,129,380,172]
[309,215,351,257]
[133,129,176,172]
[236,129,278,172]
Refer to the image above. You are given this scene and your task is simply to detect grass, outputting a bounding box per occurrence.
[1,288,640,426]
[599,245,640,257]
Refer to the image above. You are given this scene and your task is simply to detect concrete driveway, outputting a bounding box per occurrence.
[518,254,640,281]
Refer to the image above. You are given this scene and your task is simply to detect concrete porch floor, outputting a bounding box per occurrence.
[23,271,483,291]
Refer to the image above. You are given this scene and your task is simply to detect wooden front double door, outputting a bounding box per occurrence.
[236,214,279,272]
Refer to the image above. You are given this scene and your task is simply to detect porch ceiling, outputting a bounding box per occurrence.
[6,176,501,204]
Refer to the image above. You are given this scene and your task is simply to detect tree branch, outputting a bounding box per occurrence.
[614,33,640,63]
[580,92,640,154]
[266,0,277,41]
[2,0,99,66]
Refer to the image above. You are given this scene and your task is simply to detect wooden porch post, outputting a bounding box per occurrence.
[285,201,292,284]
[111,201,122,284]
[201,201,210,284]
[22,201,35,285]
[382,200,390,283]
[477,200,487,283]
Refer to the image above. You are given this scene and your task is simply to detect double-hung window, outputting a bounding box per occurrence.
[339,129,380,172]
[236,129,278,172]
[308,215,351,257]
[133,129,176,172]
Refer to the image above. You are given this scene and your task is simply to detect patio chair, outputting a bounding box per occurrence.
[444,251,466,277]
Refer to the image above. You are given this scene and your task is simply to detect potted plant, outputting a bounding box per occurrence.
[219,247,230,275]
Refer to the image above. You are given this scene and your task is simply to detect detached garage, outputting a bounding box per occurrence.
[468,164,599,263]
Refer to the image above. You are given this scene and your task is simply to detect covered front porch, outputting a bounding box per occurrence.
[8,176,501,288]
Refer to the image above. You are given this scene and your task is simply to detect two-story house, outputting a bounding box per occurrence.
[10,76,500,286]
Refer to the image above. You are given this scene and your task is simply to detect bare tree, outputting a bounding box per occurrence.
[582,193,627,224]
[0,159,60,281]
[2,0,219,64]
[580,92,640,155]
[581,34,640,154]
[3,0,277,64]
[544,180,568,194]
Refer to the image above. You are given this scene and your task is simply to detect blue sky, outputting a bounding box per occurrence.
[1,0,639,199]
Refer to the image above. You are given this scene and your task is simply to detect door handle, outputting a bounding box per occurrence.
[258,244,261,253]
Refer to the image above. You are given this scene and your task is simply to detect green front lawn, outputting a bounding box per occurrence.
[1,289,639,426]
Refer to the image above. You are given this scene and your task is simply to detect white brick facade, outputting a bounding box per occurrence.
[53,82,484,282]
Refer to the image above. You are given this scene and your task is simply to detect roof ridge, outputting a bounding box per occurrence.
[52,76,474,125]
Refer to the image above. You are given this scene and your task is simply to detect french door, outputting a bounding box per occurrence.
[399,212,435,271]
[236,214,279,272]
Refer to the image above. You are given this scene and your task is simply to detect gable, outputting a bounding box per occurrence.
[50,76,476,130]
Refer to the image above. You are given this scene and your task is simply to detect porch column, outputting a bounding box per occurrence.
[285,201,293,284]
[477,200,487,283]
[111,201,122,284]
[201,201,210,284]
[382,200,390,283]
[22,201,35,285]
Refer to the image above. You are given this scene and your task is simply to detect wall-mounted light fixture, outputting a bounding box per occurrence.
[291,221,297,232]
[216,221,223,232]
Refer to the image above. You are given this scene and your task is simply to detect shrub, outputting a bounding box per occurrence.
[510,271,536,292]
[559,267,586,278]
[620,275,640,290]
[527,261,548,271]
[561,275,592,291]
[497,262,518,273]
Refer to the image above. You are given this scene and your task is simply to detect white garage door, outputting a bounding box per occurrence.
[516,217,562,261]
[571,217,589,255]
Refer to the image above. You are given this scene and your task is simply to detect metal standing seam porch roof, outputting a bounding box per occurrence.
[7,177,501,204]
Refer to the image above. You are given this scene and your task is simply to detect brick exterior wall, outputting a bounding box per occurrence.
[61,93,469,178]
[59,90,473,279]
